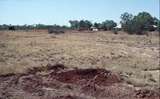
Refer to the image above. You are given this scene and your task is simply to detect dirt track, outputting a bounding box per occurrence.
[0,64,159,99]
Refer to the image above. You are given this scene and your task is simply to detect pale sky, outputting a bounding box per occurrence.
[0,0,159,25]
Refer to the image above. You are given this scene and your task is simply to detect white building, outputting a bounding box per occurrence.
[114,24,121,29]
[90,26,98,31]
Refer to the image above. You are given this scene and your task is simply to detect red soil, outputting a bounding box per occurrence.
[0,64,159,99]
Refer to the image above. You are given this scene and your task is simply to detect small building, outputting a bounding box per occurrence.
[114,24,121,29]
[90,26,98,31]
[113,24,122,31]
[152,25,158,28]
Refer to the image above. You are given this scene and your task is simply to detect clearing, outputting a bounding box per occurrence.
[0,30,159,99]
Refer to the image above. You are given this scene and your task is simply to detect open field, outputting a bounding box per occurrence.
[0,30,159,99]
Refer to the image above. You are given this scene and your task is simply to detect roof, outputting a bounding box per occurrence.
[152,25,158,28]
[90,26,98,29]
[114,24,121,28]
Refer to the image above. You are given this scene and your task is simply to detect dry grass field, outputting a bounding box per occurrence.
[0,30,159,87]
[0,30,159,88]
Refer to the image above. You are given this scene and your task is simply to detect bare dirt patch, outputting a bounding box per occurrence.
[0,64,159,99]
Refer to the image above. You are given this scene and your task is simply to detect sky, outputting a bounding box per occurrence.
[0,0,159,25]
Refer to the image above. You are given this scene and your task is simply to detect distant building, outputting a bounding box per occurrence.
[90,26,98,31]
[150,25,158,31]
[152,25,158,28]
[113,24,121,31]
[114,24,121,29]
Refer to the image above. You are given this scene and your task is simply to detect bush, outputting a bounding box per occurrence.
[48,28,65,34]
[112,29,118,34]
[8,26,16,31]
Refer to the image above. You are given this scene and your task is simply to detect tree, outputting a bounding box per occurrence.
[120,12,133,32]
[134,12,154,33]
[101,20,117,30]
[69,20,79,30]
[8,26,15,31]
[0,24,8,30]
[84,20,92,29]
[79,20,92,30]
[120,12,157,34]
[94,22,102,29]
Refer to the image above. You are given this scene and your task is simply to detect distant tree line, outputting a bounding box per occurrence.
[0,11,159,35]
[69,12,159,34]
[69,20,117,31]
[0,24,70,31]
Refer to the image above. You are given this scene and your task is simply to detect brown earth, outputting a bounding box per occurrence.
[0,30,159,99]
[0,31,159,88]
[0,64,159,99]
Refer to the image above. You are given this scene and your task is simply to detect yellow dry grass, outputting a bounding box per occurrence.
[0,30,159,88]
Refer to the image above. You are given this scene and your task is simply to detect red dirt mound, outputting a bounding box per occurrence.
[0,64,159,99]
[53,68,121,86]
